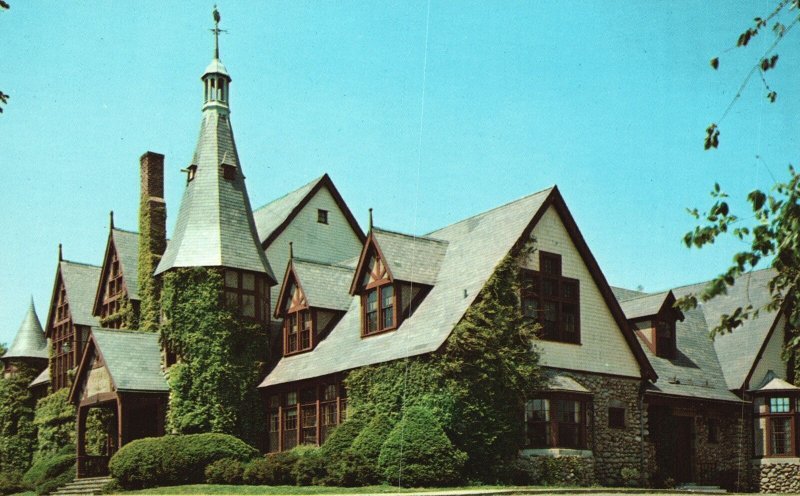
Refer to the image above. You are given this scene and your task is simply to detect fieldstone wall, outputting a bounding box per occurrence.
[553,370,645,486]
[694,411,751,491]
[753,460,800,493]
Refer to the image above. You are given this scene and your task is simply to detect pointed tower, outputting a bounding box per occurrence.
[155,8,275,322]
[2,298,49,378]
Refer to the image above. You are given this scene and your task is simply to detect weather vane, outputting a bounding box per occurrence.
[211,5,227,59]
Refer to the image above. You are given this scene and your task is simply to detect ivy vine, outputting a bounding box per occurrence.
[0,361,39,473]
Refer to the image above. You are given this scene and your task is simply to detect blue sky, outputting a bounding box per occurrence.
[1,2,797,345]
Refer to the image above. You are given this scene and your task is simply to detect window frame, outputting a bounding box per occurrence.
[760,395,799,458]
[223,269,270,324]
[283,308,314,356]
[521,251,581,344]
[362,282,397,336]
[317,209,329,224]
[608,406,626,429]
[525,394,590,449]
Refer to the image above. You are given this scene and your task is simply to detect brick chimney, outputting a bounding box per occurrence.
[138,151,167,331]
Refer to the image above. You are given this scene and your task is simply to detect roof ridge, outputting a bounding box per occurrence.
[253,175,325,213]
[92,327,151,335]
[427,185,555,236]
[373,226,448,244]
[619,290,670,303]
[293,258,355,271]
[112,227,140,235]
[61,259,101,269]
[664,267,775,294]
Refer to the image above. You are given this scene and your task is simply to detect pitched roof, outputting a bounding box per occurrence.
[289,259,354,312]
[3,299,48,360]
[253,174,365,249]
[260,187,656,388]
[89,329,168,393]
[53,260,101,330]
[112,228,140,300]
[672,268,779,390]
[29,367,50,388]
[752,372,799,393]
[612,286,647,301]
[368,229,448,286]
[619,291,673,320]
[155,107,274,281]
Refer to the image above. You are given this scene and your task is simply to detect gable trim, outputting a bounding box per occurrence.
[261,174,366,250]
[274,260,309,319]
[742,299,789,391]
[348,231,395,295]
[92,231,131,317]
[68,330,118,403]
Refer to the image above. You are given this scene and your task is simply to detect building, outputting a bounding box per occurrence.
[7,13,796,493]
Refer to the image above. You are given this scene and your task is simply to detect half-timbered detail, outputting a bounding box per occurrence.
[69,329,168,478]
[46,258,101,391]
[93,227,142,328]
[265,375,347,452]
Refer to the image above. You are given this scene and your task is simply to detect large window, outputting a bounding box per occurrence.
[525,396,589,449]
[51,281,75,391]
[757,395,800,457]
[522,252,580,344]
[224,269,270,323]
[267,380,348,452]
[284,309,313,355]
[363,283,395,336]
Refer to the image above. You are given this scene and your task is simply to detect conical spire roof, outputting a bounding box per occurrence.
[4,298,48,360]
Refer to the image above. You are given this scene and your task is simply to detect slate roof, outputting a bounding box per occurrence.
[752,373,799,392]
[30,367,50,387]
[155,67,274,281]
[112,228,140,300]
[543,371,591,394]
[90,329,168,392]
[370,229,448,286]
[261,188,556,387]
[3,299,48,360]
[291,259,354,312]
[612,286,646,301]
[672,268,779,390]
[253,176,323,245]
[58,261,102,329]
[619,291,673,321]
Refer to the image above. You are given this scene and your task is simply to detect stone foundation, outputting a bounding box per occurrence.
[753,459,800,493]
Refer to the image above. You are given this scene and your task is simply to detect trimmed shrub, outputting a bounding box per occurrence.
[317,413,368,458]
[290,446,326,486]
[329,413,394,486]
[22,453,76,495]
[242,450,298,486]
[0,470,24,495]
[109,433,257,489]
[378,406,466,487]
[533,455,595,486]
[204,458,245,485]
[242,457,270,485]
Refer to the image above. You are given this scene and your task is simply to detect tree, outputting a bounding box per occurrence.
[679,3,799,353]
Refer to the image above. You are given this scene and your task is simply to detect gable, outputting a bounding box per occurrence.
[93,236,128,317]
[748,313,788,390]
[350,237,392,294]
[82,349,114,399]
[526,205,641,378]
[275,267,309,317]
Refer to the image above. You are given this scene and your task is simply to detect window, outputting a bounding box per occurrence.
[363,283,395,336]
[758,395,800,457]
[222,163,237,180]
[525,396,588,449]
[317,209,328,224]
[51,280,75,391]
[609,407,626,429]
[223,269,270,323]
[655,319,676,359]
[269,381,349,452]
[522,252,580,344]
[284,309,313,355]
[707,418,719,444]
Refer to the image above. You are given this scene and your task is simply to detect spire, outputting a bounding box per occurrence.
[212,5,222,60]
[109,210,115,229]
[155,13,274,283]
[368,208,373,231]
[3,298,48,361]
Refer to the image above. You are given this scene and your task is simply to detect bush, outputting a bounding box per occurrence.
[328,413,394,486]
[22,453,76,495]
[242,450,297,486]
[0,470,24,495]
[109,433,258,489]
[204,458,245,485]
[290,446,326,485]
[620,467,640,487]
[32,390,75,462]
[378,406,466,487]
[317,413,369,486]
[532,455,595,486]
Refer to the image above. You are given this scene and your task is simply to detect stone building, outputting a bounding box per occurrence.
[6,12,798,493]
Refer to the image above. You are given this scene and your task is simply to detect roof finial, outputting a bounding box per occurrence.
[58,243,63,261]
[289,241,294,260]
[109,210,115,229]
[368,208,373,231]
[212,5,223,60]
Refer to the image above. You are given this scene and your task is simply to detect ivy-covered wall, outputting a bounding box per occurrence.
[0,361,39,474]
[161,267,267,447]
[32,389,75,462]
[99,295,139,330]
[344,251,543,481]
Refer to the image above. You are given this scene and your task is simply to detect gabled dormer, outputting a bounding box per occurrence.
[275,248,353,355]
[619,290,684,359]
[93,218,141,329]
[350,224,447,337]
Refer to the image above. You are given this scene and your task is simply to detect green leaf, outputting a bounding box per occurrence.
[710,57,719,70]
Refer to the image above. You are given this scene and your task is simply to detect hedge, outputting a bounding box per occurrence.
[204,458,245,485]
[22,453,75,496]
[109,433,258,489]
[329,413,394,486]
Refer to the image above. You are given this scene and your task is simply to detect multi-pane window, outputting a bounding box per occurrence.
[525,396,588,449]
[654,320,676,358]
[522,252,580,344]
[51,282,75,391]
[284,309,313,355]
[283,391,298,450]
[268,381,348,452]
[363,284,395,336]
[758,395,799,457]
[100,249,125,325]
[224,269,270,323]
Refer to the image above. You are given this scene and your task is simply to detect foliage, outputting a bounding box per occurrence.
[161,268,267,446]
[204,458,245,485]
[109,433,258,489]
[378,406,466,487]
[0,361,38,475]
[138,187,166,333]
[84,407,115,456]
[530,456,595,486]
[290,446,326,486]
[0,470,24,496]
[22,453,75,496]
[331,413,394,485]
[620,467,641,488]
[344,251,542,481]
[32,389,75,462]
[704,1,798,149]
[678,171,800,345]
[242,451,298,486]
[317,412,368,460]
[99,295,139,330]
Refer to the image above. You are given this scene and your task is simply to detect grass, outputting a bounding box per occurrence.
[123,485,509,494]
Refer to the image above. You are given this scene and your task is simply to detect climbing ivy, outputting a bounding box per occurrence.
[344,250,543,481]
[99,295,139,330]
[85,408,115,456]
[0,361,39,474]
[32,389,75,462]
[138,194,166,332]
[160,267,267,447]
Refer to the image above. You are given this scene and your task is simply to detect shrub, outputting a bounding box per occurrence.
[378,406,466,487]
[0,470,24,495]
[32,390,75,462]
[290,446,326,485]
[242,450,297,486]
[533,456,595,486]
[328,413,394,486]
[22,453,76,495]
[620,467,640,487]
[204,458,244,485]
[242,457,270,485]
[109,433,257,489]
[318,413,368,458]
[0,361,38,474]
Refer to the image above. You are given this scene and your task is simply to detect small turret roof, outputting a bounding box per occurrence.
[4,299,48,360]
[204,59,230,78]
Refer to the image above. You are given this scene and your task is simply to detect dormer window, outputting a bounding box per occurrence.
[654,319,676,359]
[284,309,313,355]
[186,164,198,182]
[521,251,580,344]
[364,283,395,335]
[222,163,237,180]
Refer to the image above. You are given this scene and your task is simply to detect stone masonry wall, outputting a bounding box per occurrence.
[753,460,800,493]
[693,410,751,491]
